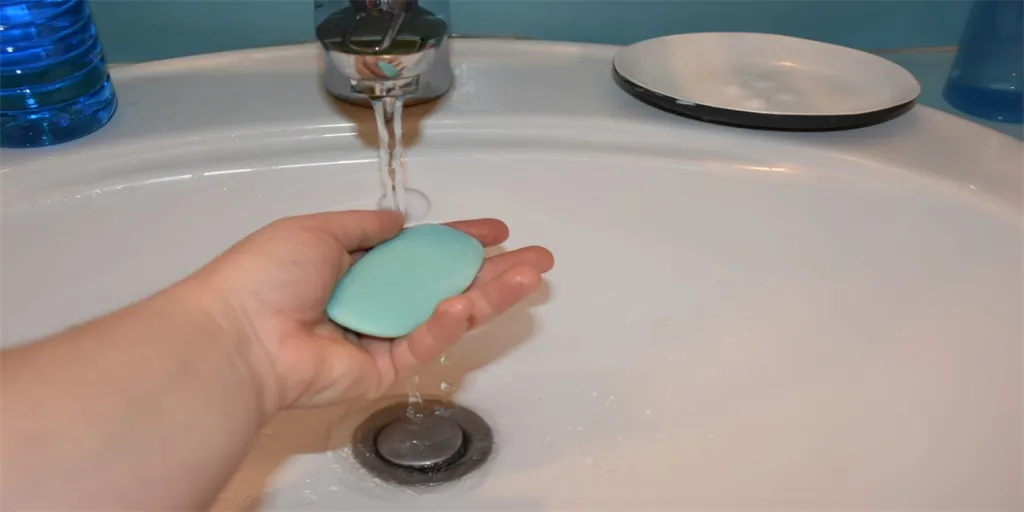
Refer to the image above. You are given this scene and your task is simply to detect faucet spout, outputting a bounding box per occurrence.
[315,0,454,107]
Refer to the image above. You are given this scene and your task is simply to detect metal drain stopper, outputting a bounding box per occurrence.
[376,414,465,470]
[352,399,494,487]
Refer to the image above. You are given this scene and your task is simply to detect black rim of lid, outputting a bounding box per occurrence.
[612,65,917,132]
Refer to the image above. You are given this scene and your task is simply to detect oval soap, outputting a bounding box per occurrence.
[325,223,485,338]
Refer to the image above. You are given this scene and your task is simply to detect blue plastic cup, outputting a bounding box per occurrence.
[943,0,1023,124]
[0,0,118,148]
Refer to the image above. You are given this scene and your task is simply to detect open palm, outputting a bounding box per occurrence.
[195,210,554,410]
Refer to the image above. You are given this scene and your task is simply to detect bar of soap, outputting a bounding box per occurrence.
[326,224,485,338]
[376,61,400,78]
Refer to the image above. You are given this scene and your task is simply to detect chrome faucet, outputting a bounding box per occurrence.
[315,0,454,108]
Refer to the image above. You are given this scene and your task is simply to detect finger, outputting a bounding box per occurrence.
[349,219,521,267]
[287,210,405,251]
[443,218,510,247]
[387,295,473,381]
[475,246,554,283]
[463,266,543,329]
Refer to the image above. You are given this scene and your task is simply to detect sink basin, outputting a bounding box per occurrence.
[2,40,1021,510]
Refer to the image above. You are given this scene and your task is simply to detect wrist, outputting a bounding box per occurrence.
[158,278,283,422]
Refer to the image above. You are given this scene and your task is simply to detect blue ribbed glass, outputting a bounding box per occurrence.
[942,0,1023,124]
[0,0,117,148]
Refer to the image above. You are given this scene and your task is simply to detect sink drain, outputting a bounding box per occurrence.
[351,399,493,487]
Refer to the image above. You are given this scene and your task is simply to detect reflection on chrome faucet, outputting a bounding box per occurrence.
[354,55,406,80]
[314,0,453,106]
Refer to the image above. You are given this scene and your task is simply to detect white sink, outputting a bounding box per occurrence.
[2,40,1021,510]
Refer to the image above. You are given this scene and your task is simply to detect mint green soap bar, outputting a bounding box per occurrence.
[325,224,484,338]
[376,61,400,78]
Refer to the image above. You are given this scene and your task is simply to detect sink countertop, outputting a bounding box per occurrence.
[107,44,1023,141]
[12,41,1018,216]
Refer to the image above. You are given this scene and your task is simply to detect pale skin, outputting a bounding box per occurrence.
[0,210,554,511]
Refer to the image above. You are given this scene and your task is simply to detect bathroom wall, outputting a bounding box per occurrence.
[90,0,971,63]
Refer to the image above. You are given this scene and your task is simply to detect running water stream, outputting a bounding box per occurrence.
[370,96,442,415]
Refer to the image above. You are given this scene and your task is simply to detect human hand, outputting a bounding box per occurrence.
[189,211,554,413]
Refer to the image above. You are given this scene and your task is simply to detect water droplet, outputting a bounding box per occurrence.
[260,427,276,435]
[590,391,598,397]
[301,490,318,503]
[645,409,652,415]
[584,456,595,465]
[406,404,425,419]
[440,381,452,391]
[439,353,449,365]
[328,485,340,492]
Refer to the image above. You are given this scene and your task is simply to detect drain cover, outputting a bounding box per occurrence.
[376,414,465,469]
[352,399,493,487]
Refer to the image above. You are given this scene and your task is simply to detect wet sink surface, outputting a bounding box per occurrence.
[2,41,1021,510]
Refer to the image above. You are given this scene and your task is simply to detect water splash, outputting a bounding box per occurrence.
[406,374,424,418]
[301,490,318,504]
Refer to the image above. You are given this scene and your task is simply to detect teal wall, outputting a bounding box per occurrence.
[90,0,971,63]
